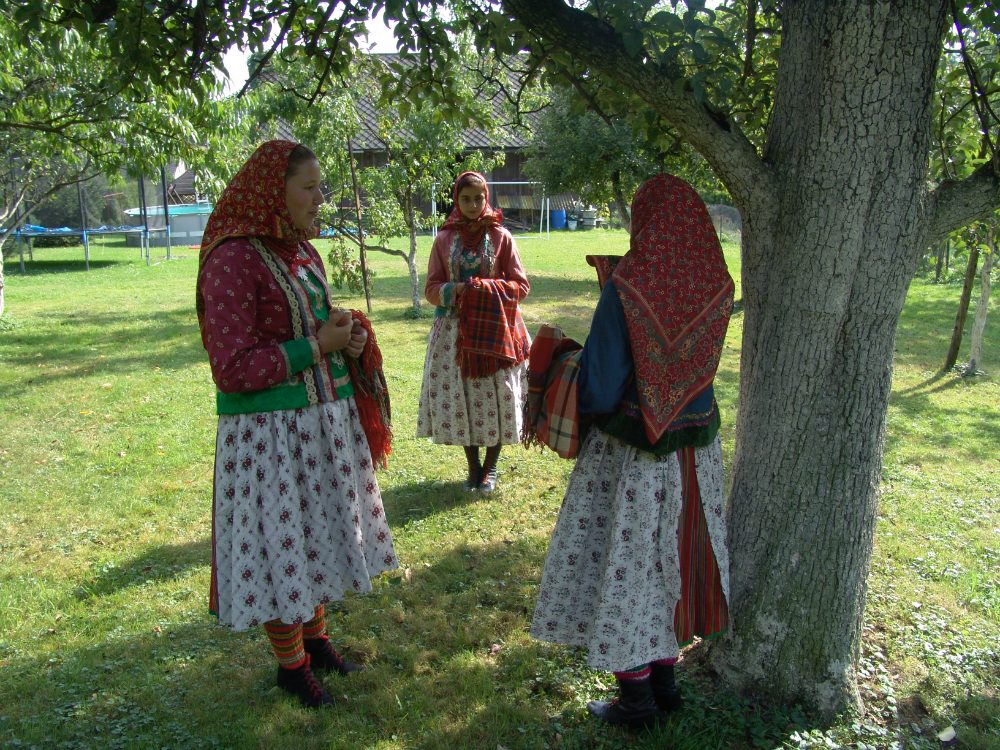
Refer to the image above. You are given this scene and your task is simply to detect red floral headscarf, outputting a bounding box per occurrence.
[613,174,735,444]
[196,140,318,335]
[440,171,505,251]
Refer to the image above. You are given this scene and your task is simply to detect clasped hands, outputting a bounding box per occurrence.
[317,309,367,359]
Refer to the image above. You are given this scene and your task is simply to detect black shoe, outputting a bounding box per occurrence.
[477,445,501,492]
[275,654,336,709]
[650,663,682,712]
[304,637,362,676]
[587,677,661,729]
[462,446,482,492]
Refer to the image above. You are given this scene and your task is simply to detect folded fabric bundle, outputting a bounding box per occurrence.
[523,324,584,459]
[455,277,530,379]
[346,310,392,469]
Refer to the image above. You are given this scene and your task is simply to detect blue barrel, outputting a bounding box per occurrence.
[551,209,567,230]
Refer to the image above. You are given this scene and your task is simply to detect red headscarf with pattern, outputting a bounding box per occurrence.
[440,171,505,251]
[613,174,735,444]
[196,140,318,335]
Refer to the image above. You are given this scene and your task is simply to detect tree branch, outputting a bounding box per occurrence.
[925,163,1000,247]
[501,0,772,213]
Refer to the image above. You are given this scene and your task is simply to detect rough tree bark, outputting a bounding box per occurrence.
[504,0,1000,713]
[966,236,994,374]
[944,246,980,371]
[610,169,631,231]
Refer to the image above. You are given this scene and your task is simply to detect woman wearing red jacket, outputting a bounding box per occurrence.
[197,140,396,709]
[417,171,531,492]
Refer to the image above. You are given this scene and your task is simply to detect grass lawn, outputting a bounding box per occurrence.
[0,232,998,750]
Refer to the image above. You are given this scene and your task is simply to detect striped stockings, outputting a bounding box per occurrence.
[614,658,677,683]
[263,605,327,669]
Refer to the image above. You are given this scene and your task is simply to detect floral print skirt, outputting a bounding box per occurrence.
[416,317,528,446]
[530,430,729,672]
[210,397,398,631]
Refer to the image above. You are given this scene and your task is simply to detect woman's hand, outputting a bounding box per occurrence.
[345,320,368,359]
[453,282,465,296]
[317,309,353,354]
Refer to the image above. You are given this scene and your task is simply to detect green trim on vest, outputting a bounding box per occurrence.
[599,405,720,455]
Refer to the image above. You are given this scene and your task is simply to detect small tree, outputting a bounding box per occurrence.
[359,99,503,316]
[966,220,996,375]
[0,9,252,318]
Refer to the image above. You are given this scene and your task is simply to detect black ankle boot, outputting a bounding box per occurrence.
[303,636,362,676]
[587,676,661,729]
[650,663,682,712]
[477,445,501,492]
[462,446,481,492]
[275,654,336,708]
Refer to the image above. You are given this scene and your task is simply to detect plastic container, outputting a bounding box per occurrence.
[551,209,567,230]
[568,219,578,231]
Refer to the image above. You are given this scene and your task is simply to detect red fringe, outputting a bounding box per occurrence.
[346,312,392,469]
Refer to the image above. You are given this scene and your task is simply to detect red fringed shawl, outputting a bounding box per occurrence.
[197,140,318,337]
[346,312,393,469]
[455,277,531,379]
[613,174,734,444]
[440,171,504,251]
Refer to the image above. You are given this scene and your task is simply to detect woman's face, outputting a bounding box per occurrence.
[457,183,487,220]
[285,159,325,230]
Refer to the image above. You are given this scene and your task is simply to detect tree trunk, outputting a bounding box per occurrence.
[706,1,950,714]
[0,251,5,319]
[943,246,980,371]
[935,240,945,281]
[404,188,422,316]
[610,169,631,231]
[966,242,994,374]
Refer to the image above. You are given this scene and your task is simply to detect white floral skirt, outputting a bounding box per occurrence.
[210,398,398,631]
[416,317,528,446]
[530,430,729,672]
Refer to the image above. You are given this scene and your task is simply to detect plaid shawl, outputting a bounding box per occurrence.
[523,324,584,459]
[455,277,530,378]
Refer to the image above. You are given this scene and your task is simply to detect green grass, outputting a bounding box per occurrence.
[0,234,997,750]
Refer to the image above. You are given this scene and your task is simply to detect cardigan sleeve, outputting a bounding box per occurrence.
[199,241,322,394]
[578,280,633,414]
[492,227,530,301]
[425,231,456,307]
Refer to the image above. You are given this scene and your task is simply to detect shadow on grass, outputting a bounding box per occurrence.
[77,540,211,599]
[0,306,204,399]
[2,534,978,749]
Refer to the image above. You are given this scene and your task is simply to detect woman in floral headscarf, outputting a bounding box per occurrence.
[528,174,735,728]
[198,140,396,709]
[417,171,531,492]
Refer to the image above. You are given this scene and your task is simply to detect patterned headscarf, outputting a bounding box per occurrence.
[612,174,735,444]
[196,140,318,335]
[440,171,505,251]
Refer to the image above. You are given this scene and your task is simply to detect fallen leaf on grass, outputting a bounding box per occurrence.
[489,644,502,655]
[79,411,92,415]
[498,745,509,750]
[118,452,126,457]
[404,568,412,582]
[143,565,153,572]
[153,625,162,633]
[938,726,956,742]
